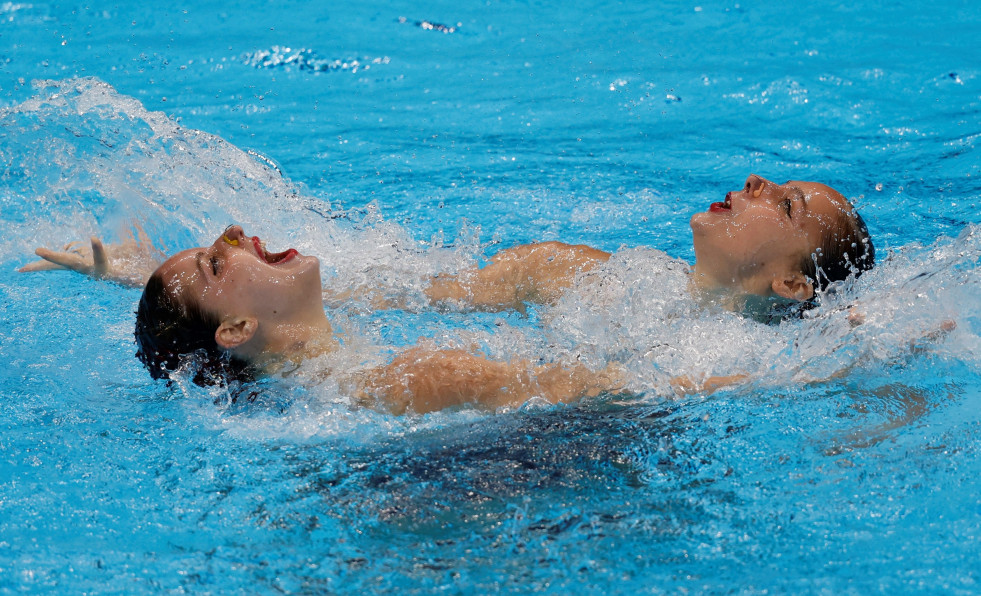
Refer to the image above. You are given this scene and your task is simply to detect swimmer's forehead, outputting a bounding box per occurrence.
[154,248,207,296]
[156,248,204,275]
[783,180,845,201]
[783,179,831,193]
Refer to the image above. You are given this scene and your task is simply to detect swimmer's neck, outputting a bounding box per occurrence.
[685,272,804,323]
[250,317,339,373]
[686,279,749,312]
[687,265,750,308]
[688,262,774,298]
[686,266,798,315]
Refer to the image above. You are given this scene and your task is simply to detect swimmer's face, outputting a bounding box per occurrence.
[154,226,324,350]
[689,174,853,299]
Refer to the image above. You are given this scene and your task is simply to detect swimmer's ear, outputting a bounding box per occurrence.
[215,317,259,349]
[771,273,814,302]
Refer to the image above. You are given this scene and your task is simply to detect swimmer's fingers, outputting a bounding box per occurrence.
[669,375,697,395]
[133,222,153,249]
[31,247,99,275]
[90,237,110,277]
[17,259,70,272]
[26,237,110,278]
[703,374,749,392]
[19,239,95,272]
[919,320,956,343]
[113,230,166,269]
[62,240,88,254]
[21,230,157,288]
[934,319,956,336]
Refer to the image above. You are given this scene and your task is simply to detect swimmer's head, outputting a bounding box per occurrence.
[135,271,256,386]
[689,174,875,301]
[134,225,328,386]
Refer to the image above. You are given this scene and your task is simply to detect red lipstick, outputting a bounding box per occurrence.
[708,191,733,213]
[253,236,298,265]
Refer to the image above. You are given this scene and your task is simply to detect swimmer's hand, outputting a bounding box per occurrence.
[671,374,748,396]
[19,233,162,288]
[910,319,956,353]
[847,307,865,327]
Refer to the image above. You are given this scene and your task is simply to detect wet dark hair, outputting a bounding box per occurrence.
[134,272,257,387]
[799,197,875,293]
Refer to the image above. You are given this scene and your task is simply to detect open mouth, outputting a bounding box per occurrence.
[709,192,733,213]
[253,236,298,265]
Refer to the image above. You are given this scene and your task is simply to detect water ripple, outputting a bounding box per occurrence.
[243,46,390,74]
[397,17,459,33]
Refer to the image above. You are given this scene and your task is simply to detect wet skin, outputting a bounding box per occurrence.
[690,174,855,300]
[152,226,621,410]
[427,174,858,309]
[19,174,868,406]
[154,225,333,361]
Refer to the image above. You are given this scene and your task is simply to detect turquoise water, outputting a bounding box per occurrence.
[2,1,980,593]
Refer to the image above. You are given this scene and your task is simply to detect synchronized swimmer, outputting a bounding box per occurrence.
[21,174,874,413]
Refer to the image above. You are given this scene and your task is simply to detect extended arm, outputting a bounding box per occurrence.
[426,241,611,311]
[356,346,624,414]
[671,318,958,397]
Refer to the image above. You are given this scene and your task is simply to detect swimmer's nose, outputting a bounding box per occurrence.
[745,174,766,199]
[220,225,247,247]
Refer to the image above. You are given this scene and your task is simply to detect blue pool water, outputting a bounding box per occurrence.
[2,0,980,592]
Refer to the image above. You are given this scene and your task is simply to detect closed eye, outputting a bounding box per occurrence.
[780,199,792,217]
[210,255,221,276]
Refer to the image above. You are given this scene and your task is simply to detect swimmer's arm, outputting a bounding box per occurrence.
[356,346,625,414]
[425,241,611,311]
[321,284,407,311]
[19,231,163,288]
[847,305,956,346]
[669,312,958,398]
[673,318,959,397]
[847,307,957,353]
